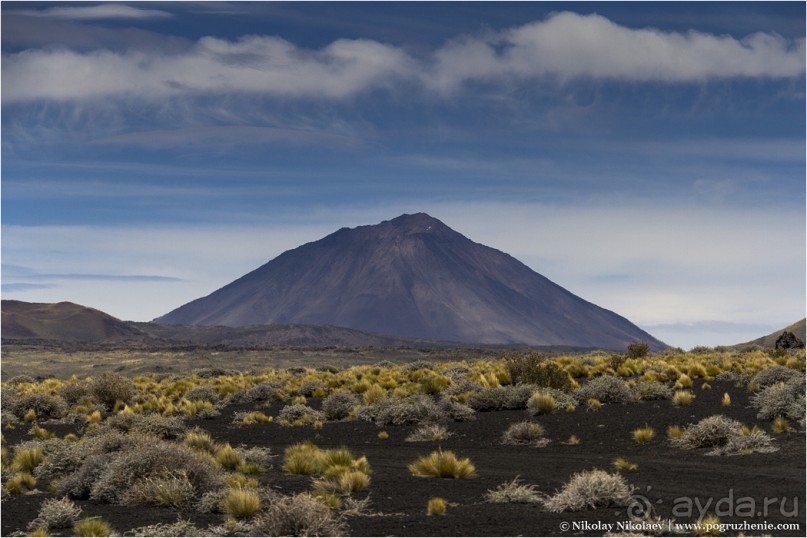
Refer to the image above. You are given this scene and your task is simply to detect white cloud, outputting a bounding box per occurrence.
[12,4,172,20]
[3,12,803,103]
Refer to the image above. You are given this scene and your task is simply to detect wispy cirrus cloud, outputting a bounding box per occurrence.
[10,3,172,21]
[3,12,803,104]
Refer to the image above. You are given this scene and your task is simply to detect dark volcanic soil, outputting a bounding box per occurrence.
[2,379,804,536]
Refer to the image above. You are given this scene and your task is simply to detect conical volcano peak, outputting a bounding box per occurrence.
[157,214,666,350]
[372,213,453,237]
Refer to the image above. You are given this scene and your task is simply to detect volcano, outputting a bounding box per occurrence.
[156,213,665,350]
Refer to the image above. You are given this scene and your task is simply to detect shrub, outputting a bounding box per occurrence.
[427,497,447,515]
[123,471,195,508]
[437,398,476,421]
[406,424,451,442]
[277,404,326,426]
[751,366,801,388]
[105,413,186,440]
[128,519,210,537]
[409,450,476,479]
[59,381,95,406]
[313,470,371,495]
[574,376,635,404]
[632,426,655,444]
[360,394,445,426]
[81,435,224,504]
[671,415,744,449]
[626,341,650,359]
[504,353,573,390]
[28,497,82,530]
[322,392,359,421]
[91,373,135,410]
[184,385,221,403]
[707,428,777,456]
[237,381,282,403]
[672,391,695,406]
[402,359,434,372]
[751,377,805,421]
[527,392,556,415]
[501,421,548,446]
[224,488,262,519]
[8,392,68,420]
[484,477,543,503]
[635,381,674,401]
[248,493,346,537]
[73,517,114,537]
[543,469,632,512]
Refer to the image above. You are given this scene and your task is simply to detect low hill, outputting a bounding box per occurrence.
[1,300,147,343]
[738,319,806,349]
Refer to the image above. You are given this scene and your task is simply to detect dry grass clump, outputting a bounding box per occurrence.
[247,493,346,537]
[409,449,477,479]
[484,477,543,503]
[574,375,635,404]
[73,517,114,537]
[631,426,655,444]
[406,424,451,442]
[426,497,448,515]
[123,471,195,508]
[223,487,262,519]
[501,421,549,446]
[183,430,216,453]
[772,416,792,433]
[10,446,45,472]
[527,392,556,415]
[612,457,638,471]
[672,390,695,406]
[28,497,83,531]
[721,393,731,406]
[6,472,37,494]
[543,469,632,512]
[234,411,273,426]
[282,442,371,480]
[666,425,684,439]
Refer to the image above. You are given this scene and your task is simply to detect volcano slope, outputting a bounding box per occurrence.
[2,349,803,536]
[157,213,665,351]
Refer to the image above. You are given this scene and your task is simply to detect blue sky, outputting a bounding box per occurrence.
[2,1,805,349]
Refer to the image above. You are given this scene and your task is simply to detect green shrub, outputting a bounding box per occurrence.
[504,353,573,390]
[626,342,650,359]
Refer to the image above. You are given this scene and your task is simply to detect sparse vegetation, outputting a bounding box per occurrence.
[409,449,476,479]
[543,469,632,512]
[426,497,447,515]
[484,477,543,503]
[631,426,655,444]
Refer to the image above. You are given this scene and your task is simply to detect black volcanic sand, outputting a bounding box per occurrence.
[3,380,805,536]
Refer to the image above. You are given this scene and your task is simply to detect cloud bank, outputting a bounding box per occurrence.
[11,3,172,21]
[3,12,804,103]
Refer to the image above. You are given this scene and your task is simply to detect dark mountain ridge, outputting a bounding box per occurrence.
[157,213,665,350]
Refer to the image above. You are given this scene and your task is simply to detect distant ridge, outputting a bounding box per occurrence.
[1,300,146,343]
[157,213,666,351]
[737,318,806,349]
